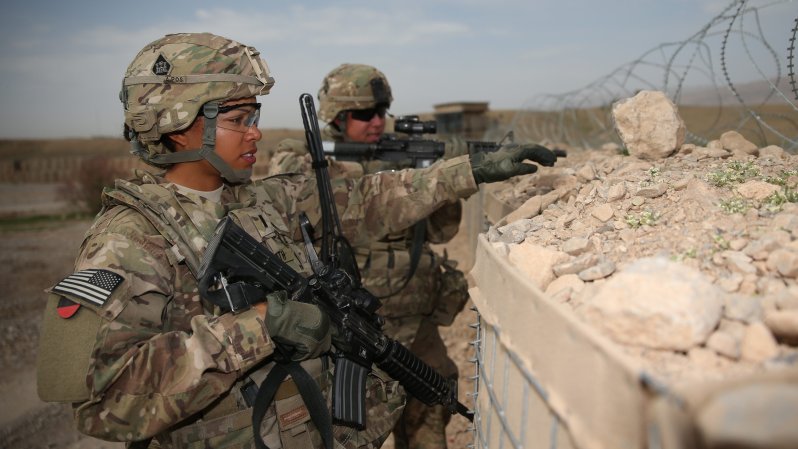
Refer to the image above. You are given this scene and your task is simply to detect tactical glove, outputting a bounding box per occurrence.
[470,143,557,184]
[266,291,331,362]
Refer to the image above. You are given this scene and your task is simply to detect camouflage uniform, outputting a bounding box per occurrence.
[267,64,472,449]
[35,34,479,449]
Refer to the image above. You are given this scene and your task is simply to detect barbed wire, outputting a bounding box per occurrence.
[500,0,798,152]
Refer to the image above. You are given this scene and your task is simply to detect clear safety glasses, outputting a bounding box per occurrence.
[216,102,262,133]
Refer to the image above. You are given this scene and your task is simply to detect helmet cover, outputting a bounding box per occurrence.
[317,63,392,124]
[121,32,274,166]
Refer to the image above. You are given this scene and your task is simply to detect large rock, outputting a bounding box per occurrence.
[612,90,686,160]
[580,257,724,350]
[508,240,569,290]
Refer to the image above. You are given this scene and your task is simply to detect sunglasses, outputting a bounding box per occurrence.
[349,106,388,122]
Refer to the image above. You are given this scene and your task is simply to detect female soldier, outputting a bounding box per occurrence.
[36,33,554,449]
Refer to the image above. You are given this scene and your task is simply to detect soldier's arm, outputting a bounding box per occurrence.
[335,154,477,247]
[61,212,274,441]
[425,200,463,244]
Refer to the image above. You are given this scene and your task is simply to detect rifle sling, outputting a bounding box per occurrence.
[377,219,426,299]
[252,361,333,449]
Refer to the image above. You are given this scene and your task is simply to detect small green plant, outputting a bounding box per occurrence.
[763,188,798,212]
[672,248,697,262]
[706,160,760,187]
[764,169,798,187]
[625,210,659,228]
[718,197,749,214]
[640,166,662,187]
[713,234,730,251]
[647,167,661,178]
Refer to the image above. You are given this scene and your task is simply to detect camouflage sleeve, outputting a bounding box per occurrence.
[71,212,274,441]
[443,134,470,159]
[336,154,477,247]
[425,200,463,244]
[266,138,311,176]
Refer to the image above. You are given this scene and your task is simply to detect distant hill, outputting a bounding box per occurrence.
[677,77,792,106]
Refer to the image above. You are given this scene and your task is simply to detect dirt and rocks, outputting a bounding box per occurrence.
[486,131,798,389]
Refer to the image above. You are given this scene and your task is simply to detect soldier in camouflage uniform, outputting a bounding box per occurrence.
[266,64,557,449]
[36,34,557,449]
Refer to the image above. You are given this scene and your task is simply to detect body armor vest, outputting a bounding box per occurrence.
[94,172,403,449]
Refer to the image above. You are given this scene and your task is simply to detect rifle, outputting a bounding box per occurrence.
[323,116,443,169]
[323,115,566,168]
[198,217,471,428]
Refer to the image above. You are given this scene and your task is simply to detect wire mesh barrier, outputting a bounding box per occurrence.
[491,0,798,152]
[471,316,573,449]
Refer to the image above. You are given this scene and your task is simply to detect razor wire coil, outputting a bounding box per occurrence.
[503,0,798,153]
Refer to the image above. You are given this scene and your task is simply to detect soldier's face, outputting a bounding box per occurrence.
[213,97,262,170]
[343,108,386,143]
[167,97,262,188]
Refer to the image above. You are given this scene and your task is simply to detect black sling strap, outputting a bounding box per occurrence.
[252,361,333,449]
[376,219,427,299]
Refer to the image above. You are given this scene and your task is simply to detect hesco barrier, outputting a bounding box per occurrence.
[469,233,647,449]
[468,193,798,449]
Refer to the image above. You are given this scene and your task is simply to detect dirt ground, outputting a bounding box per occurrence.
[0,216,123,449]
[0,185,478,449]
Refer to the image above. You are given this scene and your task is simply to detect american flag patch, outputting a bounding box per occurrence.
[52,269,124,306]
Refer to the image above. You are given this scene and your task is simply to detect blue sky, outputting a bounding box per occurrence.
[0,0,793,138]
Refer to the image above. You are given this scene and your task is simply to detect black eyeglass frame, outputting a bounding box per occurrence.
[348,105,388,122]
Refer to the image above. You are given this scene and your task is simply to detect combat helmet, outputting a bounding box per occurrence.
[317,63,392,124]
[120,32,274,183]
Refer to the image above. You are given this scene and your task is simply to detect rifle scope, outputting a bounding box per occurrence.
[394,115,436,136]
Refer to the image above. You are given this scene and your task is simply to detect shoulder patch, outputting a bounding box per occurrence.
[52,269,124,307]
[56,297,81,319]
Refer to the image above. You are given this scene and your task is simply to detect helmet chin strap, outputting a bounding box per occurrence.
[145,102,252,184]
[197,102,253,184]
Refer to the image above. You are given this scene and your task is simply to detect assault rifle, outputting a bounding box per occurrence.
[198,216,471,426]
[323,116,444,168]
[323,115,566,168]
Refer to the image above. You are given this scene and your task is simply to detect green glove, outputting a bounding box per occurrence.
[266,291,331,362]
[471,143,557,184]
